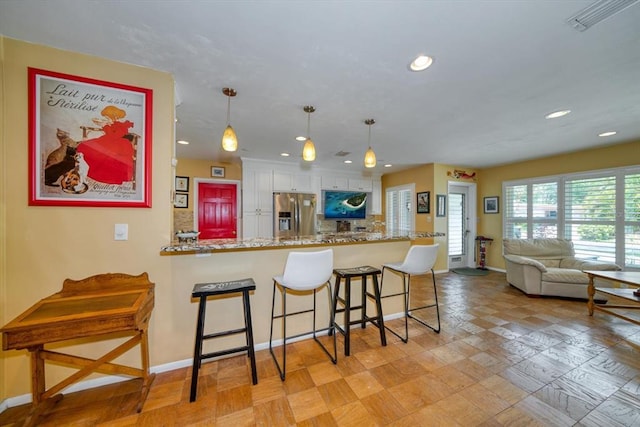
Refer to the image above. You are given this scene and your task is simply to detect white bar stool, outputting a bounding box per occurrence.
[380,244,441,342]
[269,249,337,380]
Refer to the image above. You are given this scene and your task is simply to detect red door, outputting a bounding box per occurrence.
[198,182,237,239]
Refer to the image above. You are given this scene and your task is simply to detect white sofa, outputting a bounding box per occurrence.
[503,238,621,298]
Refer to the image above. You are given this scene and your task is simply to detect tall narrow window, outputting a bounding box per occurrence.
[448,193,464,255]
[565,174,616,261]
[504,184,528,239]
[624,173,640,268]
[386,184,414,232]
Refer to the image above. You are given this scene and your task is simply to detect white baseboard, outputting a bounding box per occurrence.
[0,311,406,412]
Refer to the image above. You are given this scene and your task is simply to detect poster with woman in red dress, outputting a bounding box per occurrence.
[29,68,152,207]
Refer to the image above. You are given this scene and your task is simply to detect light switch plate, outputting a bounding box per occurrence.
[114,223,128,241]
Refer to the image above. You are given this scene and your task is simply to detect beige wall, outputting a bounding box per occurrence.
[173,158,242,230]
[477,140,640,269]
[381,163,479,271]
[0,37,174,400]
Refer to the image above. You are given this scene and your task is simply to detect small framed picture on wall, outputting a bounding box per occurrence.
[417,191,430,214]
[175,176,189,192]
[174,193,188,208]
[211,166,225,178]
[436,194,446,217]
[484,196,499,214]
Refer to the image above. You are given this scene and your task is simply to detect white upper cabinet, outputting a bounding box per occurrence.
[321,175,349,190]
[243,168,273,213]
[348,178,373,192]
[370,179,382,215]
[273,171,313,192]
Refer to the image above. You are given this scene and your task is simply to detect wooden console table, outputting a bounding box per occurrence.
[586,270,640,325]
[1,272,155,426]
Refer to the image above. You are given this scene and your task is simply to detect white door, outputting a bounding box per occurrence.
[448,183,477,269]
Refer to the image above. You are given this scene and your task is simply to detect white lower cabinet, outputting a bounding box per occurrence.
[242,210,272,238]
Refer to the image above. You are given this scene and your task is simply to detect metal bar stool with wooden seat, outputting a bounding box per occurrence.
[190,278,258,402]
[332,265,387,356]
[269,249,337,380]
[380,244,441,343]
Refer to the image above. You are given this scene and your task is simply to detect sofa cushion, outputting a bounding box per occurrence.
[503,238,575,258]
[539,259,561,268]
[542,268,589,284]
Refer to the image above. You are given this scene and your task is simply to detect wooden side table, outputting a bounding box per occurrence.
[1,272,155,427]
[586,270,640,325]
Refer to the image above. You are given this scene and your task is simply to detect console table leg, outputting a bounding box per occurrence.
[587,274,595,316]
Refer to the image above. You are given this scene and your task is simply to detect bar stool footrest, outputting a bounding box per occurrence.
[201,345,251,361]
[203,327,247,340]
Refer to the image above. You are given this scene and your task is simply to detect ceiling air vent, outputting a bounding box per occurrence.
[567,0,638,31]
[334,151,351,157]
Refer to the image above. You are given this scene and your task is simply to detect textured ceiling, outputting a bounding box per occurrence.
[1,0,639,173]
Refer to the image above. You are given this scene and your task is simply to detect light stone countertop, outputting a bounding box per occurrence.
[160,231,444,255]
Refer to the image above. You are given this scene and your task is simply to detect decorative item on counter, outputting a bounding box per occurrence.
[175,230,200,244]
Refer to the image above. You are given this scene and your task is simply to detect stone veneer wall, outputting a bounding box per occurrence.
[174,210,194,232]
[316,216,383,233]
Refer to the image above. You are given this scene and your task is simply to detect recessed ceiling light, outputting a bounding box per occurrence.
[344,160,353,164]
[409,54,434,72]
[280,152,290,157]
[598,131,617,137]
[295,136,306,141]
[177,140,189,145]
[545,110,571,119]
[384,164,392,168]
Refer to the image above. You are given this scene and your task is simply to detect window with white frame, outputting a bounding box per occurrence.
[503,166,640,269]
[386,184,415,232]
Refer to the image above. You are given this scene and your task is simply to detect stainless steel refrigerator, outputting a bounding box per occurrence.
[273,192,317,238]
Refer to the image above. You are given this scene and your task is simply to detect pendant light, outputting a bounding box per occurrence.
[221,87,238,152]
[364,119,376,168]
[302,106,316,161]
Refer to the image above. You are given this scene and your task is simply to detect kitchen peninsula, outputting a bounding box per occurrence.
[160,231,445,348]
[161,231,443,254]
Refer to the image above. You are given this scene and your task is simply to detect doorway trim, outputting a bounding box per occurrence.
[193,178,242,234]
[447,180,477,269]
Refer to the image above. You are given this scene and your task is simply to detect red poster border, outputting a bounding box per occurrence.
[28,68,153,207]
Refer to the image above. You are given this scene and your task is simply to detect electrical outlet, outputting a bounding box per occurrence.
[114,224,128,241]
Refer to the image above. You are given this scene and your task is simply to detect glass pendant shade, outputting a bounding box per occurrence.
[364,147,376,168]
[221,88,238,152]
[221,124,238,152]
[302,106,316,162]
[363,118,376,168]
[303,138,316,161]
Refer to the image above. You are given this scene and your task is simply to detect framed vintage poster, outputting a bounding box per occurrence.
[417,191,430,214]
[28,68,153,207]
[484,196,499,214]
